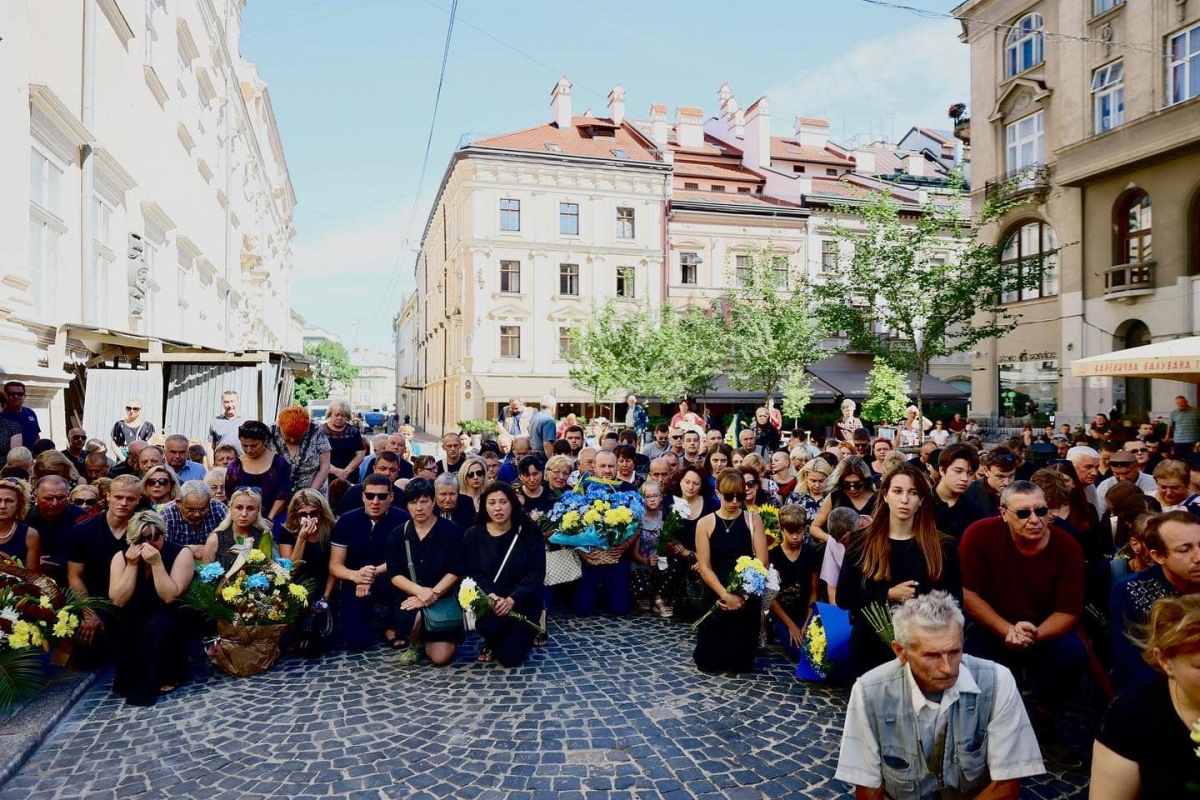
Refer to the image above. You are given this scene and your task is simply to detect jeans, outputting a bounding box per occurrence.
[573,561,631,615]
[964,625,1088,714]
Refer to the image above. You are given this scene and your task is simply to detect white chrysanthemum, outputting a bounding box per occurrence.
[0,607,19,624]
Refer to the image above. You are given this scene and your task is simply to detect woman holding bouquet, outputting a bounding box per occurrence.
[669,466,719,621]
[628,480,681,617]
[204,488,272,570]
[460,482,545,667]
[693,470,770,673]
[836,462,961,676]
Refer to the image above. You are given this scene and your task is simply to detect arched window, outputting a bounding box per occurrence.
[1117,191,1152,264]
[1005,14,1044,78]
[1000,220,1058,303]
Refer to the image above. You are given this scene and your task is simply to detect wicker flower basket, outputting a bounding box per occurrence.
[206,620,287,677]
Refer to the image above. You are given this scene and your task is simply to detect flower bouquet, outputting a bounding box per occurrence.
[794,602,852,682]
[751,505,781,549]
[186,535,311,677]
[0,554,106,713]
[653,497,691,570]
[546,484,645,552]
[692,556,780,629]
[456,578,545,635]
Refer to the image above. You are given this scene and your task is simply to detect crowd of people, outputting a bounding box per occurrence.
[5,381,1200,798]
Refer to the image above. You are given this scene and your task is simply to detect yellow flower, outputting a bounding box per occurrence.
[38,596,52,609]
[246,550,266,564]
[52,610,79,639]
[221,585,243,603]
[458,587,479,608]
[267,608,284,621]
[287,584,308,603]
[9,621,33,649]
[561,511,580,530]
[274,574,287,586]
[583,510,602,525]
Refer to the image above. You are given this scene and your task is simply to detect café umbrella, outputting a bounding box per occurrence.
[1069,336,1200,383]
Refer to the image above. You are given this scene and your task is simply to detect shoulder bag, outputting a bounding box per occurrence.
[464,529,520,631]
[403,523,463,633]
[544,546,582,586]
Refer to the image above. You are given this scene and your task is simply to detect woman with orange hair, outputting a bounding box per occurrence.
[270,406,332,498]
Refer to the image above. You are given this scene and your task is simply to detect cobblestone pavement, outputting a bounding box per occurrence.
[2,614,1089,799]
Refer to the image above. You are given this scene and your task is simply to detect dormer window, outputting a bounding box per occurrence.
[611,149,628,159]
[544,143,562,152]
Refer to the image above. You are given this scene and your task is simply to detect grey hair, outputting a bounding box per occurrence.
[542,395,557,410]
[826,507,861,541]
[178,480,213,502]
[892,590,965,648]
[34,475,70,494]
[1066,445,1099,462]
[999,480,1042,508]
[327,397,352,418]
[165,434,190,447]
[371,433,389,449]
[434,473,460,491]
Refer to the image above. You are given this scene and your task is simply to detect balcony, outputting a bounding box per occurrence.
[949,103,970,144]
[1104,260,1155,302]
[985,165,1051,204]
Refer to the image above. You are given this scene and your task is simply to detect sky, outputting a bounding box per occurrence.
[238,0,968,352]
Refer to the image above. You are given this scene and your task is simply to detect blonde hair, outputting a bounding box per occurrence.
[69,484,100,502]
[740,453,768,475]
[125,510,167,546]
[5,447,32,469]
[33,450,81,484]
[283,489,335,545]
[457,456,488,493]
[142,465,180,501]
[1136,595,1200,671]
[0,478,31,519]
[212,488,270,538]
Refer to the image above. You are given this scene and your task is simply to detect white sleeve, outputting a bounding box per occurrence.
[984,664,1046,781]
[820,539,844,587]
[834,681,883,788]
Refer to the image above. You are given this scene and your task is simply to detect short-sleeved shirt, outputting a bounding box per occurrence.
[330,507,410,572]
[529,411,557,454]
[209,414,246,454]
[820,538,846,587]
[69,514,130,598]
[110,420,155,453]
[1,408,40,448]
[959,517,1085,625]
[270,424,332,496]
[26,504,84,563]
[1097,677,1200,798]
[1171,407,1200,444]
[159,499,228,547]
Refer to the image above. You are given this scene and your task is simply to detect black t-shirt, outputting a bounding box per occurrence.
[932,493,987,540]
[110,420,155,450]
[69,515,130,598]
[1098,677,1200,797]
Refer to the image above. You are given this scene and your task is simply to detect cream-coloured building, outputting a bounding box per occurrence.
[1,0,297,441]
[393,291,422,427]
[955,0,1200,425]
[348,348,394,414]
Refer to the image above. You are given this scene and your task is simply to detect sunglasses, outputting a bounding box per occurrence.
[295,510,321,519]
[721,492,743,503]
[72,498,97,507]
[126,406,141,412]
[1006,505,1050,520]
[234,486,263,496]
[136,532,164,544]
[364,492,390,501]
[146,477,171,487]
[70,435,87,441]
[465,470,485,479]
[842,480,865,490]
[7,392,25,397]
[1126,448,1147,454]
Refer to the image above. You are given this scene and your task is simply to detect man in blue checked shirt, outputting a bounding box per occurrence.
[160,480,228,559]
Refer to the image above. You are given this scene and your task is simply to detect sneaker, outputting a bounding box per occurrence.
[397,644,421,666]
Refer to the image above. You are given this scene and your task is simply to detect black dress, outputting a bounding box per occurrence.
[112,541,190,707]
[0,522,30,564]
[693,512,761,673]
[459,522,545,667]
[324,424,364,480]
[275,525,332,599]
[386,517,465,644]
[1097,677,1200,798]
[837,532,963,676]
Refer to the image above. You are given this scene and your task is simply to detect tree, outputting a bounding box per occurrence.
[723,241,828,410]
[642,306,725,403]
[814,171,1053,419]
[295,340,359,407]
[566,305,645,416]
[860,362,910,424]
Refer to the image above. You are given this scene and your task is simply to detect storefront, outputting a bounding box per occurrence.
[997,349,1059,423]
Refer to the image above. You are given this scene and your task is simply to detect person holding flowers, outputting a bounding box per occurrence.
[459,482,545,666]
[628,480,682,617]
[204,488,272,571]
[836,462,961,677]
[386,479,464,666]
[108,510,194,706]
[693,469,771,673]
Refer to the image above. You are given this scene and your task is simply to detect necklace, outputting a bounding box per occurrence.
[0,521,15,541]
[716,513,739,536]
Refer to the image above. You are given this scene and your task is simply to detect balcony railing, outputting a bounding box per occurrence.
[1104,260,1155,298]
[985,165,1051,203]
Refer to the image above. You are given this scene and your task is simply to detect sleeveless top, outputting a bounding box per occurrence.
[214,527,254,571]
[130,541,186,616]
[705,511,754,588]
[0,522,29,563]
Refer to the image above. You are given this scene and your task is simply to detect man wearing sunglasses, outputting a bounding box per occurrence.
[963,446,1018,517]
[338,452,405,514]
[1,381,41,450]
[60,428,89,475]
[641,424,672,460]
[1096,446,1157,509]
[960,482,1087,770]
[28,476,83,578]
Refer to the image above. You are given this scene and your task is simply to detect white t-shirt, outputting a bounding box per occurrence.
[929,429,950,447]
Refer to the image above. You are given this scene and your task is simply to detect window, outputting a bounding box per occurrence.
[558,327,574,359]
[1005,110,1043,179]
[544,143,562,152]
[358,391,372,404]
[1118,191,1153,263]
[559,263,579,295]
[29,148,66,320]
[1169,24,1200,105]
[559,202,579,235]
[1092,60,1124,133]
[771,256,790,287]
[499,260,521,293]
[1093,0,1123,14]
[826,168,838,176]
[734,255,750,286]
[616,266,635,298]
[499,199,520,231]
[500,326,521,358]
[615,207,635,239]
[1005,13,1044,78]
[93,197,111,249]
[30,149,62,216]
[611,149,628,159]
[821,241,838,272]
[793,165,806,173]
[999,221,1059,303]
[738,187,751,194]
[684,182,699,190]
[711,185,725,193]
[680,252,699,285]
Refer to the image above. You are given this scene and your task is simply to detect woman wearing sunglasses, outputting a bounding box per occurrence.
[277,489,338,603]
[810,456,876,548]
[108,398,155,462]
[108,510,194,707]
[141,465,179,511]
[69,484,102,519]
[693,469,770,673]
[456,456,488,518]
[836,462,961,677]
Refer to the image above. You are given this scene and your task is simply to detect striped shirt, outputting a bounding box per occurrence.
[1171,407,1200,444]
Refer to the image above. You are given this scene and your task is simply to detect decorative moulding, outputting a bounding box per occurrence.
[29,84,93,161]
[97,0,135,47]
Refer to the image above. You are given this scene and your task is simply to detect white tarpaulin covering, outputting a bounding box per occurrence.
[1070,336,1200,383]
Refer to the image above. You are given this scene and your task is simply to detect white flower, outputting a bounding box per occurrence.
[460,578,478,592]
[671,497,691,518]
[529,510,543,522]
[0,607,18,624]
[766,567,781,593]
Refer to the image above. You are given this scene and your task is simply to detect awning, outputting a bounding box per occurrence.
[473,375,625,404]
[806,354,968,401]
[1070,336,1200,383]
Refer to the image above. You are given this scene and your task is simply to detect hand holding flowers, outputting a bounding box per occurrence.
[692,556,780,629]
[457,578,544,634]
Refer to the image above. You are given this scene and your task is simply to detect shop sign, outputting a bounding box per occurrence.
[998,350,1058,363]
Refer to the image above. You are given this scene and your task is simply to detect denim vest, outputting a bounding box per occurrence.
[861,655,995,800]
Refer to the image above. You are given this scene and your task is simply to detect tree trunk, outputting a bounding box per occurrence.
[915,363,924,442]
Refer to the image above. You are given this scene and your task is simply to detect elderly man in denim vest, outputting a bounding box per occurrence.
[835,592,1043,799]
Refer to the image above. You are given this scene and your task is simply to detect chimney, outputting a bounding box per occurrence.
[904,154,927,177]
[649,103,669,147]
[551,76,572,129]
[607,84,626,125]
[717,82,733,106]
[744,96,771,170]
[721,93,744,140]
[676,106,704,149]
[853,149,877,175]
[795,117,829,149]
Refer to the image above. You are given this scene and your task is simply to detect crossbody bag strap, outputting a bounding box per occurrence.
[402,522,417,583]
[493,530,520,584]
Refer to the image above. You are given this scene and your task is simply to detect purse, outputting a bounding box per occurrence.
[294,597,336,659]
[465,531,520,631]
[403,524,463,633]
[544,547,582,586]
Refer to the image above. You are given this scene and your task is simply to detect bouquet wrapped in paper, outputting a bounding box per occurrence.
[794,602,852,682]
[655,497,690,558]
[546,483,645,552]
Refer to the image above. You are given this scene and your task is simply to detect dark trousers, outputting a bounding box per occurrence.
[965,626,1088,714]
[574,561,631,615]
[339,581,392,651]
[476,611,536,668]
[1175,441,1196,458]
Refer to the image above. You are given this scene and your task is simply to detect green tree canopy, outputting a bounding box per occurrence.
[295,340,359,407]
[861,361,910,424]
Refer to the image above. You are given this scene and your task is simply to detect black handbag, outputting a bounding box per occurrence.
[294,597,335,658]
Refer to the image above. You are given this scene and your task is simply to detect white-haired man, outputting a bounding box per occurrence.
[1065,445,1104,517]
[836,591,1044,799]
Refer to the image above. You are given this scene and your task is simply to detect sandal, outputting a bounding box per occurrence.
[477,648,495,663]
[657,603,674,619]
[533,633,548,647]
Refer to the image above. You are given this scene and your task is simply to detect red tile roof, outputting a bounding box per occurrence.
[472,118,659,162]
[671,190,804,210]
[672,160,763,182]
[770,137,854,165]
[796,117,829,127]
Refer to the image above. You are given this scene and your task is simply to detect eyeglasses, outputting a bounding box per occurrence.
[295,510,321,519]
[70,435,87,441]
[1126,448,1147,454]
[842,480,865,490]
[364,492,390,501]
[721,492,742,504]
[72,498,97,507]
[126,406,141,412]
[465,470,485,479]
[670,435,682,441]
[1006,505,1050,520]
[146,477,171,487]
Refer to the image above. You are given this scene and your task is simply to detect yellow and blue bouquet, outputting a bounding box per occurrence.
[691,556,780,629]
[547,484,644,551]
[186,534,310,627]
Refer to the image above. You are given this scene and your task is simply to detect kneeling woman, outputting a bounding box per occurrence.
[387,479,464,666]
[460,482,545,667]
[108,511,194,706]
[693,469,770,674]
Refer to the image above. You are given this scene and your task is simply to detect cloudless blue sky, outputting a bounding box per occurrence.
[239,0,966,351]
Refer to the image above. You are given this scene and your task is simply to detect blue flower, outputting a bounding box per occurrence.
[245,573,271,591]
[199,563,225,584]
[276,558,293,571]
